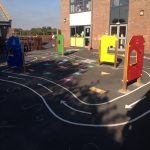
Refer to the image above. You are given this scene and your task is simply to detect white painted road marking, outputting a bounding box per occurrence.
[0,78,150,127]
[60,100,92,115]
[8,76,25,80]
[7,87,20,92]
[125,96,146,109]
[38,83,53,93]
[2,69,150,106]
[22,104,43,112]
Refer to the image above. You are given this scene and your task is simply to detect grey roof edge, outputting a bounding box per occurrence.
[0,2,12,21]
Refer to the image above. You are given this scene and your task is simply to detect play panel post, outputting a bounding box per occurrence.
[57,35,64,56]
[98,35,118,68]
[6,36,26,73]
[122,35,145,91]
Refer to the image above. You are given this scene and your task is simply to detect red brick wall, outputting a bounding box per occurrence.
[92,0,110,49]
[61,0,70,47]
[128,0,150,54]
[61,0,150,53]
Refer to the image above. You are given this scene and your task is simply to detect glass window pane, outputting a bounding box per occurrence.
[70,0,75,3]
[76,26,84,37]
[84,0,91,11]
[119,26,126,37]
[119,6,128,23]
[71,27,76,36]
[120,0,129,6]
[111,26,117,36]
[85,28,90,37]
[111,0,120,7]
[119,39,125,49]
[110,7,119,24]
[70,4,75,13]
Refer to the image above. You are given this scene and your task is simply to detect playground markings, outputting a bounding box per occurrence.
[38,83,53,93]
[125,96,146,108]
[60,100,91,114]
[89,87,106,94]
[72,62,79,66]
[43,72,51,75]
[43,63,51,66]
[60,78,73,83]
[73,72,82,76]
[58,66,68,69]
[28,69,35,72]
[2,68,150,106]
[8,76,25,80]
[101,72,110,75]
[87,65,95,68]
[1,78,150,127]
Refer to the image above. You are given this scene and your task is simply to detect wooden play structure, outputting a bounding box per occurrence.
[6,36,26,73]
[98,35,118,68]
[55,35,64,56]
[122,35,145,92]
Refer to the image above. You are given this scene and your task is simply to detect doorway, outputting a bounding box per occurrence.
[84,26,91,48]
[109,24,127,51]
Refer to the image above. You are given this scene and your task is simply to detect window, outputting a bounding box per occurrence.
[71,27,76,36]
[110,0,129,24]
[0,28,2,37]
[70,0,91,14]
[70,26,84,37]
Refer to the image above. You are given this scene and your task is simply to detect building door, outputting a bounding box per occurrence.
[84,26,91,48]
[109,24,127,51]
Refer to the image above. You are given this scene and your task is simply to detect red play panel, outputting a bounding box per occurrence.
[127,36,145,82]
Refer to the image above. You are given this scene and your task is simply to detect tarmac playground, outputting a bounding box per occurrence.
[0,42,150,150]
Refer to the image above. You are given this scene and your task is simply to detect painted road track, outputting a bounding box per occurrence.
[0,49,150,149]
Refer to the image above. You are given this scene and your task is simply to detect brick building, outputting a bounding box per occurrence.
[61,0,150,53]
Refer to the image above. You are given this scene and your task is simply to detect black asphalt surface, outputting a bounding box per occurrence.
[0,42,150,150]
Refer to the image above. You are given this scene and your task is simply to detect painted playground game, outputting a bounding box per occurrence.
[0,35,150,150]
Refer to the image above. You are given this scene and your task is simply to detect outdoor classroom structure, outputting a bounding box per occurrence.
[0,2,12,53]
[61,0,150,53]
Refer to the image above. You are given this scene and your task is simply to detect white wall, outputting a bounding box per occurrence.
[70,11,91,26]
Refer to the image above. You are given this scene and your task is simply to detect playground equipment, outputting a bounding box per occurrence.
[98,36,118,68]
[6,36,26,73]
[55,35,64,56]
[122,35,145,92]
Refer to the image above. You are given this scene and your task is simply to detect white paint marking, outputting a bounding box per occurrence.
[125,96,146,108]
[60,100,91,115]
[2,69,150,106]
[0,78,150,127]
[0,96,7,102]
[38,83,53,93]
[25,57,37,64]
[22,104,43,112]
[0,121,15,128]
[8,76,25,80]
[34,115,44,121]
[7,87,20,92]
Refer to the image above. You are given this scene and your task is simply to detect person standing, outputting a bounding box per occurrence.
[52,33,55,48]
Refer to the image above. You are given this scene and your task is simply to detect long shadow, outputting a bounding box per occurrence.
[121,90,150,149]
[0,52,123,150]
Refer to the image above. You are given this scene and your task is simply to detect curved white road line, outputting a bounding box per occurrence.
[2,69,150,106]
[25,57,37,64]
[0,78,150,127]
[61,100,92,115]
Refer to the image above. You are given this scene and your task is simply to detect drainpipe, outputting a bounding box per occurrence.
[90,0,93,49]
